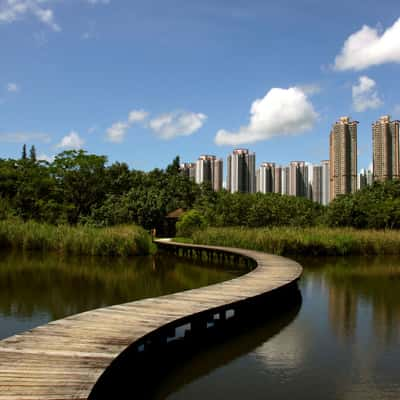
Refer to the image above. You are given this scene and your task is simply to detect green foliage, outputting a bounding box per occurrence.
[29,145,36,162]
[21,144,27,160]
[194,191,324,228]
[326,180,400,229]
[0,198,14,220]
[176,210,207,237]
[51,150,108,224]
[0,220,151,256]
[3,145,400,241]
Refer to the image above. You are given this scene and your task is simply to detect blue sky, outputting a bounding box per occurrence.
[1,0,400,172]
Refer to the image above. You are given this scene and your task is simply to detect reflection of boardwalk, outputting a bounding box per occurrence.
[0,241,302,400]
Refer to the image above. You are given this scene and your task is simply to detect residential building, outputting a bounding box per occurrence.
[281,166,290,195]
[372,115,400,182]
[321,160,330,205]
[195,155,223,191]
[329,116,358,201]
[227,149,256,193]
[312,165,322,203]
[257,162,275,193]
[289,161,308,197]
[180,162,196,181]
[274,166,282,194]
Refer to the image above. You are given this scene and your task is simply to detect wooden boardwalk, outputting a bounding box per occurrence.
[0,240,302,400]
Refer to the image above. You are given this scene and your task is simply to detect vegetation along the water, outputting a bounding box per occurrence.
[3,146,400,257]
[0,220,151,256]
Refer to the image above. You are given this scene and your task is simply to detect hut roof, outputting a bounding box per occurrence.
[166,208,185,219]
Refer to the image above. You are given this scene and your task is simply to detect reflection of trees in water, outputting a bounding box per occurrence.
[299,256,400,344]
[0,251,240,321]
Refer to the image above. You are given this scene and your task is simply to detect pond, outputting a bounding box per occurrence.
[0,250,244,341]
[1,251,399,399]
[158,256,400,400]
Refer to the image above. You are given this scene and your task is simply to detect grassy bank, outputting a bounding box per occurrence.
[189,227,400,256]
[0,219,152,256]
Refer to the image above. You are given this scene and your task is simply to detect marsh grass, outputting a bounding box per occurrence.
[190,227,400,256]
[0,219,152,256]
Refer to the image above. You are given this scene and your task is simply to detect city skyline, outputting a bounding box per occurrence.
[1,1,400,171]
[180,113,400,204]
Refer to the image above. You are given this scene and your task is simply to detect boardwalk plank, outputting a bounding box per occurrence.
[0,240,302,400]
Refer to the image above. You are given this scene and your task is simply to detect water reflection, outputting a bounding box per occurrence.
[0,250,243,340]
[164,256,400,400]
[301,256,400,345]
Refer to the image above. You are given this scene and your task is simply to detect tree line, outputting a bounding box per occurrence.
[1,147,400,231]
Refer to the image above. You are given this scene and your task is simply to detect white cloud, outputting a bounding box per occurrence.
[149,111,207,139]
[38,153,54,163]
[128,109,149,123]
[352,76,383,112]
[7,82,19,93]
[214,87,318,146]
[296,83,321,96]
[334,18,400,71]
[106,121,129,143]
[0,132,51,143]
[56,131,84,149]
[106,108,206,142]
[0,0,61,31]
[106,109,149,143]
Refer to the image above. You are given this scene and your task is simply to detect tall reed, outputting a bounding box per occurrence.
[0,219,152,256]
[191,227,400,256]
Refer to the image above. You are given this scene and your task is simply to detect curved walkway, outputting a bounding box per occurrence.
[0,240,302,400]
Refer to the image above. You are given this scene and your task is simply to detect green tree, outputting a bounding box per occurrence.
[29,145,37,162]
[21,144,27,160]
[51,150,108,224]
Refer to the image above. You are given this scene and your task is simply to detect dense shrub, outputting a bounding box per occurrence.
[176,210,207,237]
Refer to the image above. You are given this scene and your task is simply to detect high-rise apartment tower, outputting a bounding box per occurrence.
[372,115,400,182]
[257,162,275,193]
[321,160,330,205]
[195,155,223,191]
[289,161,308,197]
[329,117,358,201]
[227,149,256,193]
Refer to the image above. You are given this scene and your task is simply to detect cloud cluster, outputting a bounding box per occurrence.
[38,153,54,163]
[352,76,383,112]
[106,109,206,143]
[149,111,207,140]
[106,109,148,143]
[0,0,109,31]
[0,0,60,31]
[334,18,400,71]
[106,121,129,143]
[56,131,84,149]
[214,87,318,146]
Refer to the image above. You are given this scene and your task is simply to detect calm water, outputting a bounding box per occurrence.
[159,256,400,400]
[2,252,400,399]
[0,250,243,341]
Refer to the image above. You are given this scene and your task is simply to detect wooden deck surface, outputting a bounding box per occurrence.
[0,240,302,400]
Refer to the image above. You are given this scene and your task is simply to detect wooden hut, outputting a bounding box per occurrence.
[165,208,186,237]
